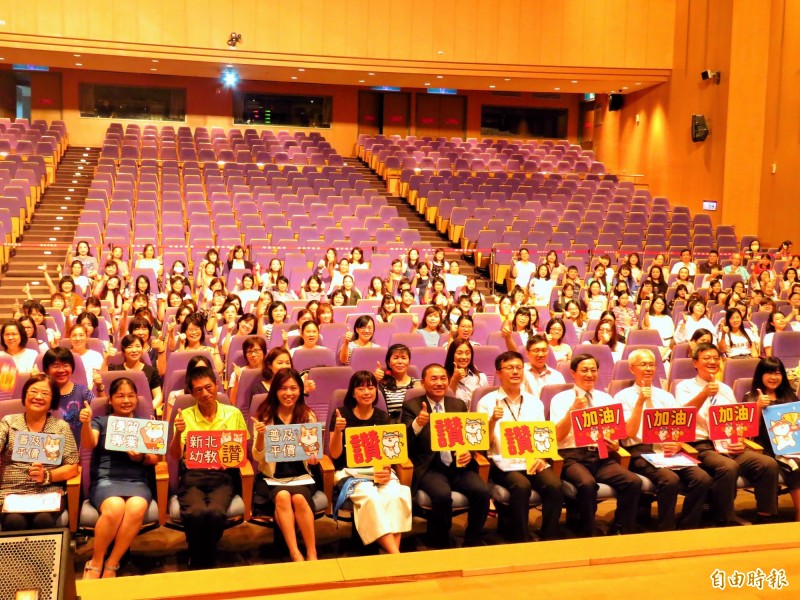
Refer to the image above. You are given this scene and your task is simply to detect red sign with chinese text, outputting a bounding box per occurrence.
[709,403,758,443]
[642,407,698,443]
[184,430,248,469]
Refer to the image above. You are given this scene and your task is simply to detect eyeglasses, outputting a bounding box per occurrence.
[246,348,263,355]
[500,365,525,372]
[27,390,52,400]
[634,362,656,369]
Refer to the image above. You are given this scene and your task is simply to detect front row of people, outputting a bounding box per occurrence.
[0,342,796,574]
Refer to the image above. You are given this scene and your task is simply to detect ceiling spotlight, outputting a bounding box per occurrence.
[152,59,159,63]
[571,80,578,84]
[489,85,495,89]
[504,78,511,81]
[298,68,305,72]
[701,69,721,84]
[222,69,239,87]
[227,32,242,48]
[359,79,365,83]
[291,76,297,80]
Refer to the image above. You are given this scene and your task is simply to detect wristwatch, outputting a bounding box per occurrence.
[43,469,52,485]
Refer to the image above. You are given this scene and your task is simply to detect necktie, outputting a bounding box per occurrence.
[585,391,593,406]
[434,403,452,466]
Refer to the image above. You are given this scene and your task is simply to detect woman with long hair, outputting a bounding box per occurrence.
[745,357,800,520]
[444,338,487,404]
[417,305,445,347]
[328,371,412,552]
[251,369,319,561]
[591,318,625,363]
[717,308,759,359]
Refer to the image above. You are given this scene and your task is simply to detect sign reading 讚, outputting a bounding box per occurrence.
[184,430,248,469]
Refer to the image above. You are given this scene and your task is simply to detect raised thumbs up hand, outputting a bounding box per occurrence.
[756,388,772,409]
[174,408,186,433]
[334,408,347,432]
[374,361,385,381]
[491,398,504,423]
[79,400,92,424]
[416,402,430,427]
[250,416,266,435]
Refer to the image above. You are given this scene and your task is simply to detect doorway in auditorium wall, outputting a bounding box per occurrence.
[415,94,466,139]
[358,90,411,137]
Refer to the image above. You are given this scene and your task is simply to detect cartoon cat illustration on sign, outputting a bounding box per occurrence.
[770,418,796,452]
[44,435,61,461]
[464,418,485,446]
[381,430,403,459]
[532,426,552,454]
[299,425,320,455]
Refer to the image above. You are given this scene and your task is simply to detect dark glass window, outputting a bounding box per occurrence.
[481,105,568,138]
[234,92,332,128]
[79,84,186,121]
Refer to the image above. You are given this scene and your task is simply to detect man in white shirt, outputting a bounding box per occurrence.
[523,335,566,399]
[670,248,697,277]
[616,349,711,531]
[477,351,564,541]
[675,343,779,525]
[550,354,642,537]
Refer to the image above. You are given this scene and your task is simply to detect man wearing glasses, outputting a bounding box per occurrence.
[522,335,565,399]
[615,349,711,530]
[550,354,642,537]
[675,343,778,525]
[477,351,564,541]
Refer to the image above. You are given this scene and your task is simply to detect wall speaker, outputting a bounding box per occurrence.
[0,528,76,600]
[692,114,709,142]
[608,94,624,111]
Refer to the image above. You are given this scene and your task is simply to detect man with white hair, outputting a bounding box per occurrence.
[615,349,712,530]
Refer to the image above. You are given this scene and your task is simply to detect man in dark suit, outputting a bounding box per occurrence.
[401,363,490,548]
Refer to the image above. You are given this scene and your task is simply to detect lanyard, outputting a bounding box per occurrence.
[502,397,523,421]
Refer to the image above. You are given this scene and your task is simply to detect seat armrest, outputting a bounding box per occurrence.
[239,461,254,520]
[66,466,82,533]
[474,453,490,483]
[394,460,414,488]
[318,455,335,516]
[680,443,698,455]
[155,462,169,526]
[612,446,631,470]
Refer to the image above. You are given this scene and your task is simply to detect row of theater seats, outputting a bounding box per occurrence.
[0,118,68,269]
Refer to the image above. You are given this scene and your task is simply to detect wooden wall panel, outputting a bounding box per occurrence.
[5,0,676,69]
[432,0,457,63]
[184,0,211,49]
[452,0,478,64]
[539,2,563,65]
[410,0,434,61]
[496,1,520,66]
[517,0,542,67]
[561,0,586,67]
[137,0,163,46]
[62,0,88,40]
[346,0,369,60]
[299,0,324,57]
[474,1,499,65]
[365,0,390,60]
[579,0,608,66]
[162,0,187,48]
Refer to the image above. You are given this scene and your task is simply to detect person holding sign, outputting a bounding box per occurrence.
[616,349,712,531]
[0,374,79,530]
[170,366,249,569]
[675,343,779,525]
[80,377,157,578]
[328,371,412,553]
[550,354,642,537]
[251,368,319,562]
[745,357,800,521]
[477,351,564,541]
[401,364,490,548]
